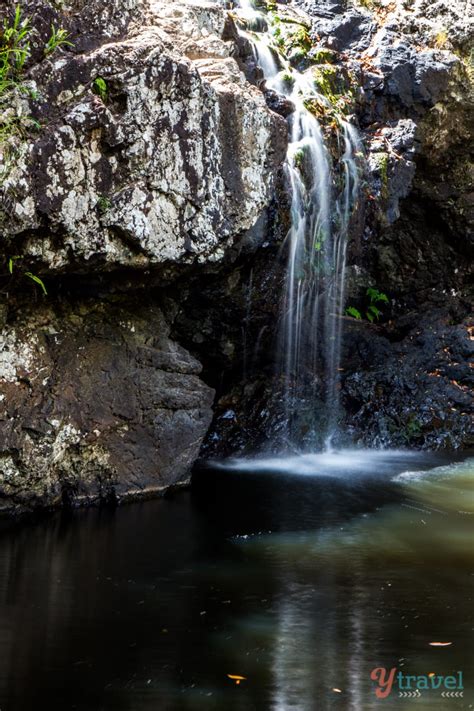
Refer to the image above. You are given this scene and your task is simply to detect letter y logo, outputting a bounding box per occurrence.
[370,667,397,699]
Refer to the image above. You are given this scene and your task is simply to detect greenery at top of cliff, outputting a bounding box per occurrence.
[0,5,31,95]
[0,6,71,294]
[0,6,73,183]
[1,5,73,96]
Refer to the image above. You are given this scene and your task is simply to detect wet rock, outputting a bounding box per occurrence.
[366,118,418,223]
[341,311,473,449]
[264,89,296,117]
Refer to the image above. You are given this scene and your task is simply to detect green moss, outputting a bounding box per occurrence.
[96,195,112,213]
[389,414,423,443]
[279,16,311,30]
[280,70,295,88]
[285,26,311,53]
[270,18,312,62]
[291,145,315,189]
[293,147,305,169]
[310,65,356,117]
[313,65,338,98]
[303,96,326,119]
[355,0,381,9]
[374,152,389,199]
[265,0,277,11]
[311,47,336,64]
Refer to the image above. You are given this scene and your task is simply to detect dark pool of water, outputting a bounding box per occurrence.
[0,450,472,710]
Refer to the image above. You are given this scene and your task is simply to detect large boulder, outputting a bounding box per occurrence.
[0,300,215,513]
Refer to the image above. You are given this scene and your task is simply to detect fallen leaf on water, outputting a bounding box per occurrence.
[332,688,342,693]
[429,642,452,647]
[227,674,246,685]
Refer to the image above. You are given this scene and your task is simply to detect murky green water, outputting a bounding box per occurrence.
[0,450,472,710]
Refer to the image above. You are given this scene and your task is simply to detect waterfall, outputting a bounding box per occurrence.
[233,0,362,450]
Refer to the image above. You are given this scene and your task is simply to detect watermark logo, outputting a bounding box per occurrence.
[370,668,464,699]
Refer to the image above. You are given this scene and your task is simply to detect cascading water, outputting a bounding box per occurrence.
[234,0,362,450]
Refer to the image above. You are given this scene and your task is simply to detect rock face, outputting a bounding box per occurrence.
[336,0,474,449]
[1,0,286,269]
[0,299,214,513]
[342,310,473,449]
[0,0,287,512]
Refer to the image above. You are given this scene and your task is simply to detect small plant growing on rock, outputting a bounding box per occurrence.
[44,25,73,56]
[293,147,305,169]
[312,47,335,64]
[282,24,312,64]
[96,195,111,213]
[365,287,388,321]
[346,305,362,319]
[280,70,295,88]
[7,256,47,295]
[346,287,388,322]
[433,29,449,50]
[374,152,389,199]
[92,76,108,102]
[0,6,31,95]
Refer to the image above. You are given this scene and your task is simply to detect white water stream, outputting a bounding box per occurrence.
[234,0,362,448]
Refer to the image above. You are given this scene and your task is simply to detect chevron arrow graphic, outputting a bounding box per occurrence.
[398,690,422,698]
[441,691,464,698]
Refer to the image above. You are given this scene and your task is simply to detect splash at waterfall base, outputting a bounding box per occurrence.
[202,305,473,457]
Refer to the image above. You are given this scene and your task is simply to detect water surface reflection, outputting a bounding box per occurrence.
[0,451,472,710]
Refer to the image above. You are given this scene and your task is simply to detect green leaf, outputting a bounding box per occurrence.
[25,271,47,295]
[92,77,108,102]
[367,287,389,304]
[8,255,20,273]
[346,306,362,320]
[367,304,382,319]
